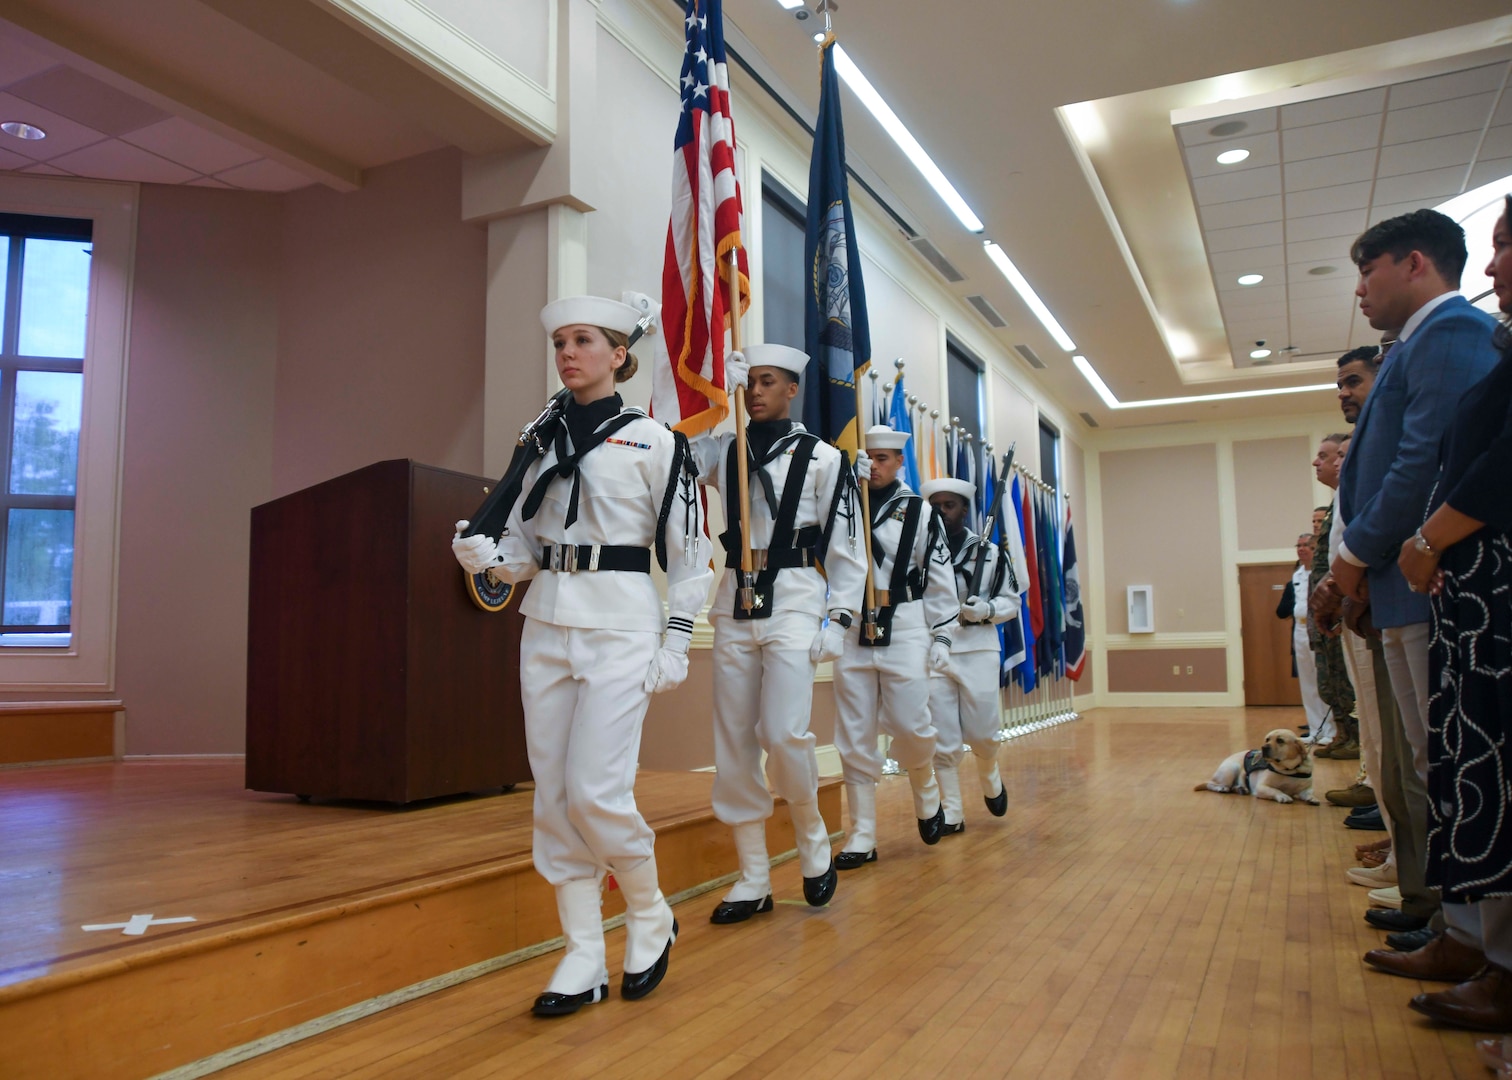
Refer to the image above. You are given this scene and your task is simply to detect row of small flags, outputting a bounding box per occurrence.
[651,0,1084,690]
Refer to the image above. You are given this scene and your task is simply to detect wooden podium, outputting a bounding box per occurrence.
[246,459,531,803]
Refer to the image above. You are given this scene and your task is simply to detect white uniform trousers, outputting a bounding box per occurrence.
[710,609,822,825]
[833,625,937,783]
[1293,621,1332,743]
[929,650,1002,771]
[520,620,660,885]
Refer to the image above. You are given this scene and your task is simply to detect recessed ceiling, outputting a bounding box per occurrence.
[1176,58,1512,369]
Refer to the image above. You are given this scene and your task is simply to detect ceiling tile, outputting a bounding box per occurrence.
[122,116,260,175]
[214,157,313,192]
[1287,263,1351,285]
[1281,114,1382,162]
[1206,221,1283,253]
[1284,149,1378,191]
[1280,88,1387,130]
[1287,235,1358,263]
[1468,156,1512,190]
[0,92,107,161]
[0,145,33,170]
[18,161,73,175]
[1198,195,1282,230]
[1389,63,1510,110]
[1289,295,1354,316]
[1479,125,1512,163]
[1371,165,1465,205]
[185,176,233,188]
[1193,164,1281,205]
[1286,180,1373,218]
[6,65,169,136]
[1286,208,1368,244]
[1219,287,1286,310]
[1185,131,1279,179]
[1377,130,1481,179]
[1210,245,1283,273]
[1368,199,1438,225]
[1495,93,1512,128]
[1177,107,1278,147]
[1289,277,1358,301]
[1383,93,1499,145]
[47,139,198,184]
[0,37,59,93]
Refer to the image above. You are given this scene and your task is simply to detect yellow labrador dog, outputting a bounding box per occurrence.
[1194,729,1318,805]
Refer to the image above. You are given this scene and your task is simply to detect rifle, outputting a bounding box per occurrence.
[459,388,572,541]
[968,442,1016,602]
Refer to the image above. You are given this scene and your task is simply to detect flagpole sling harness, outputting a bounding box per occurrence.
[721,431,819,618]
[968,444,1016,602]
[858,488,924,648]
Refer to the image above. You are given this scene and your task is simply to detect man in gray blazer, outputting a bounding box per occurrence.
[1327,209,1499,941]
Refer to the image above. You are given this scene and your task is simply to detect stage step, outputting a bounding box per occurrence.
[0,762,840,1080]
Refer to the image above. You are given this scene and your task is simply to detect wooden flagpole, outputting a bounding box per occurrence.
[727,251,757,612]
[854,364,878,633]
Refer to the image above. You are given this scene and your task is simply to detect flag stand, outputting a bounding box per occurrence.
[727,250,756,613]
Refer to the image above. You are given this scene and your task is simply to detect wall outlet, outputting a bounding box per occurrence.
[1172,665,1180,675]
[1186,665,1194,675]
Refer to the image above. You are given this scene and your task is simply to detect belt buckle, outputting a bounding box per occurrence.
[588,546,601,571]
[561,546,578,572]
[751,549,768,572]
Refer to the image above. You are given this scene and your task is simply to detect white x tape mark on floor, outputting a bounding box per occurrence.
[82,914,197,936]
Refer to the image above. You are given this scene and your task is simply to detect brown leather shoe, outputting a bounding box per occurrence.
[1326,782,1378,807]
[1411,965,1512,1032]
[1365,932,1487,981]
[1330,738,1361,760]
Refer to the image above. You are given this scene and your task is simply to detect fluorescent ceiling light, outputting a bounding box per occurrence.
[812,32,825,41]
[1237,273,1264,285]
[983,241,1075,351]
[775,0,804,8]
[1073,354,1333,409]
[831,44,984,233]
[1250,348,1271,359]
[1215,148,1250,165]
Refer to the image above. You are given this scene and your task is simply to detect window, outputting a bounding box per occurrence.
[946,337,983,438]
[0,214,90,642]
[761,174,806,352]
[1038,417,1060,491]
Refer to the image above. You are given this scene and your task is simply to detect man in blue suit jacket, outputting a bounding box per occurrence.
[1327,209,1499,939]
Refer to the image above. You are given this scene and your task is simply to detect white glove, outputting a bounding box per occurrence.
[960,596,993,624]
[452,519,502,575]
[854,450,872,482]
[928,637,952,674]
[644,620,693,694]
[810,616,848,663]
[726,350,749,391]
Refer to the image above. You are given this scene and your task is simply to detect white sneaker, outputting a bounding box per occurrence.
[1346,864,1398,888]
[1368,885,1402,910]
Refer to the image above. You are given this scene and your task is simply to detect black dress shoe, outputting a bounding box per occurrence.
[1345,808,1387,832]
[710,894,773,924]
[984,786,1008,818]
[1347,805,1381,822]
[532,983,607,1017]
[942,820,965,835]
[918,805,946,845]
[834,849,876,870]
[803,861,838,907]
[621,919,678,1001]
[1365,908,1429,932]
[1387,927,1440,952]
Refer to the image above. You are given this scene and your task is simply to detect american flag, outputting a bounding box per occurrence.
[653,0,749,437]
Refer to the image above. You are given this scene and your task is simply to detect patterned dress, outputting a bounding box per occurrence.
[1426,344,1512,903]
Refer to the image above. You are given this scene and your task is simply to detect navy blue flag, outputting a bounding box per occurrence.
[1010,475,1037,692]
[803,38,871,450]
[1063,505,1086,680]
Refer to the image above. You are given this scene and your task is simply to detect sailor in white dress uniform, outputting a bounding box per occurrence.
[453,295,712,1018]
[688,343,867,924]
[831,425,959,867]
[921,477,1025,831]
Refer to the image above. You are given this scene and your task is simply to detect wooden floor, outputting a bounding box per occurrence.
[208,707,1491,1080]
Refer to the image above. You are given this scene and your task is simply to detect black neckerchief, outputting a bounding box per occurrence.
[564,393,623,451]
[869,481,901,526]
[747,418,795,463]
[945,524,968,559]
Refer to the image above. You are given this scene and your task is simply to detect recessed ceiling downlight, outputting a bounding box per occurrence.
[1208,120,1248,137]
[1237,273,1264,286]
[1,121,45,141]
[1250,348,1272,359]
[1308,265,1337,276]
[1215,148,1250,165]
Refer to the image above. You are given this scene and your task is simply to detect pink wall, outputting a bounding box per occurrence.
[272,150,486,498]
[115,185,281,754]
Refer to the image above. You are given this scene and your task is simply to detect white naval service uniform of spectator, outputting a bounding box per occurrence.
[689,344,868,922]
[921,476,1025,830]
[453,295,712,1017]
[831,425,959,867]
[1291,560,1333,745]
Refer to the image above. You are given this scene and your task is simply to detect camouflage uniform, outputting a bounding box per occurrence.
[1309,502,1358,747]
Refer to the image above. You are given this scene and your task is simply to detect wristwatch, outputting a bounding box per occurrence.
[830,611,853,629]
[1412,530,1438,557]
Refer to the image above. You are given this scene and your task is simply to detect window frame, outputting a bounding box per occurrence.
[0,176,134,689]
[945,334,985,439]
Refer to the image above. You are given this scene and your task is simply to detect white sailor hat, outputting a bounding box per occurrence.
[742,343,809,376]
[921,477,975,502]
[540,295,644,337]
[864,424,911,451]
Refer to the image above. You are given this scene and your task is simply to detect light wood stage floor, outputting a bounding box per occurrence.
[222,707,1488,1080]
[2,707,1494,1078]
